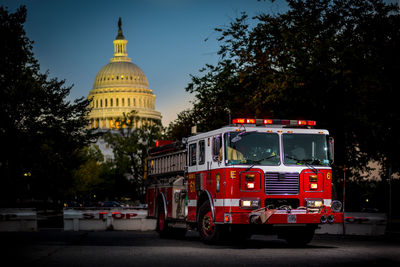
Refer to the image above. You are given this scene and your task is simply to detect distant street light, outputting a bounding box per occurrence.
[24,172,32,192]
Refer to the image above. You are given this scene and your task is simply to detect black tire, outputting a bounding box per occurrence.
[156,204,170,238]
[156,203,187,239]
[198,201,224,243]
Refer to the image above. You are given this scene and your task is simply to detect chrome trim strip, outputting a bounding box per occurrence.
[204,190,215,222]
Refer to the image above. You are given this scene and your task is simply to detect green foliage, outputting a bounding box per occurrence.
[0,6,94,206]
[71,146,104,199]
[333,177,400,214]
[103,111,163,201]
[166,109,197,140]
[169,0,400,179]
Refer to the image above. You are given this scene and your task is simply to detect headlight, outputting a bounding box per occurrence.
[305,199,323,208]
[240,199,260,209]
[331,200,342,212]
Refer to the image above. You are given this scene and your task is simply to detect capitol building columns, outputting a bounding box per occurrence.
[89,116,158,130]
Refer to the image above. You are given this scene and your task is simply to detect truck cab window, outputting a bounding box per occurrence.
[189,143,197,166]
[199,140,205,165]
[212,135,222,161]
[224,131,280,166]
[283,134,330,166]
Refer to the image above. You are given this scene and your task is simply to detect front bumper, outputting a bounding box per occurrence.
[226,206,344,225]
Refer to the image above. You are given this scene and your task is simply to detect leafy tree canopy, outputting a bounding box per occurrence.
[168,0,400,178]
[0,6,94,206]
[103,111,163,201]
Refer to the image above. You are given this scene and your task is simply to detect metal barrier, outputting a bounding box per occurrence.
[63,208,156,231]
[0,208,387,235]
[316,212,387,236]
[0,208,37,232]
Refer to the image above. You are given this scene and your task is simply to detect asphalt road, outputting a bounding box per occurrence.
[1,230,399,267]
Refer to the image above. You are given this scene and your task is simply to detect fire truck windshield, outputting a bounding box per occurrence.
[224,132,280,165]
[283,134,330,166]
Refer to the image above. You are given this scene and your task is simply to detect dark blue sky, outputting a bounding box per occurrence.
[3,0,289,125]
[2,0,397,125]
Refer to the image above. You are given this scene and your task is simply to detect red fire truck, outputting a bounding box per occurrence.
[146,119,343,245]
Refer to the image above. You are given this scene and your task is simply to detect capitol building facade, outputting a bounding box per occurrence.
[87,19,162,129]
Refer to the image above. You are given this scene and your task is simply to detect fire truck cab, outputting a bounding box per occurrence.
[146,119,343,245]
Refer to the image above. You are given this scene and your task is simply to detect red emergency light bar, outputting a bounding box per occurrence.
[306,120,317,126]
[232,118,256,124]
[155,140,173,147]
[232,118,316,127]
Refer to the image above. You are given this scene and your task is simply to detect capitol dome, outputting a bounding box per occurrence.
[93,62,149,90]
[88,18,162,129]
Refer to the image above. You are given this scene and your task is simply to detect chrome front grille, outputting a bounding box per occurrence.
[265,172,299,195]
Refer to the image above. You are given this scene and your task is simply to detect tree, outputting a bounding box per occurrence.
[0,6,93,206]
[170,0,400,178]
[71,145,104,200]
[103,111,163,201]
[166,109,198,141]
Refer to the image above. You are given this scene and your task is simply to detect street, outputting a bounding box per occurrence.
[1,230,399,266]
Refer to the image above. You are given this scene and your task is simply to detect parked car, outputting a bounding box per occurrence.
[134,203,148,209]
[97,201,121,207]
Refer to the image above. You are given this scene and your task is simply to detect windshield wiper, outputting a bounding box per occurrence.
[244,154,278,172]
[286,156,318,174]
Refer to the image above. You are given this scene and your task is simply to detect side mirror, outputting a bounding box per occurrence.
[329,137,334,164]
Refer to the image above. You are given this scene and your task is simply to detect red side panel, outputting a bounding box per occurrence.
[166,187,173,218]
[146,187,156,217]
[187,173,197,222]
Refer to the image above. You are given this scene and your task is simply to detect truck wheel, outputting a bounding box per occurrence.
[280,226,315,247]
[156,205,170,238]
[198,201,222,243]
